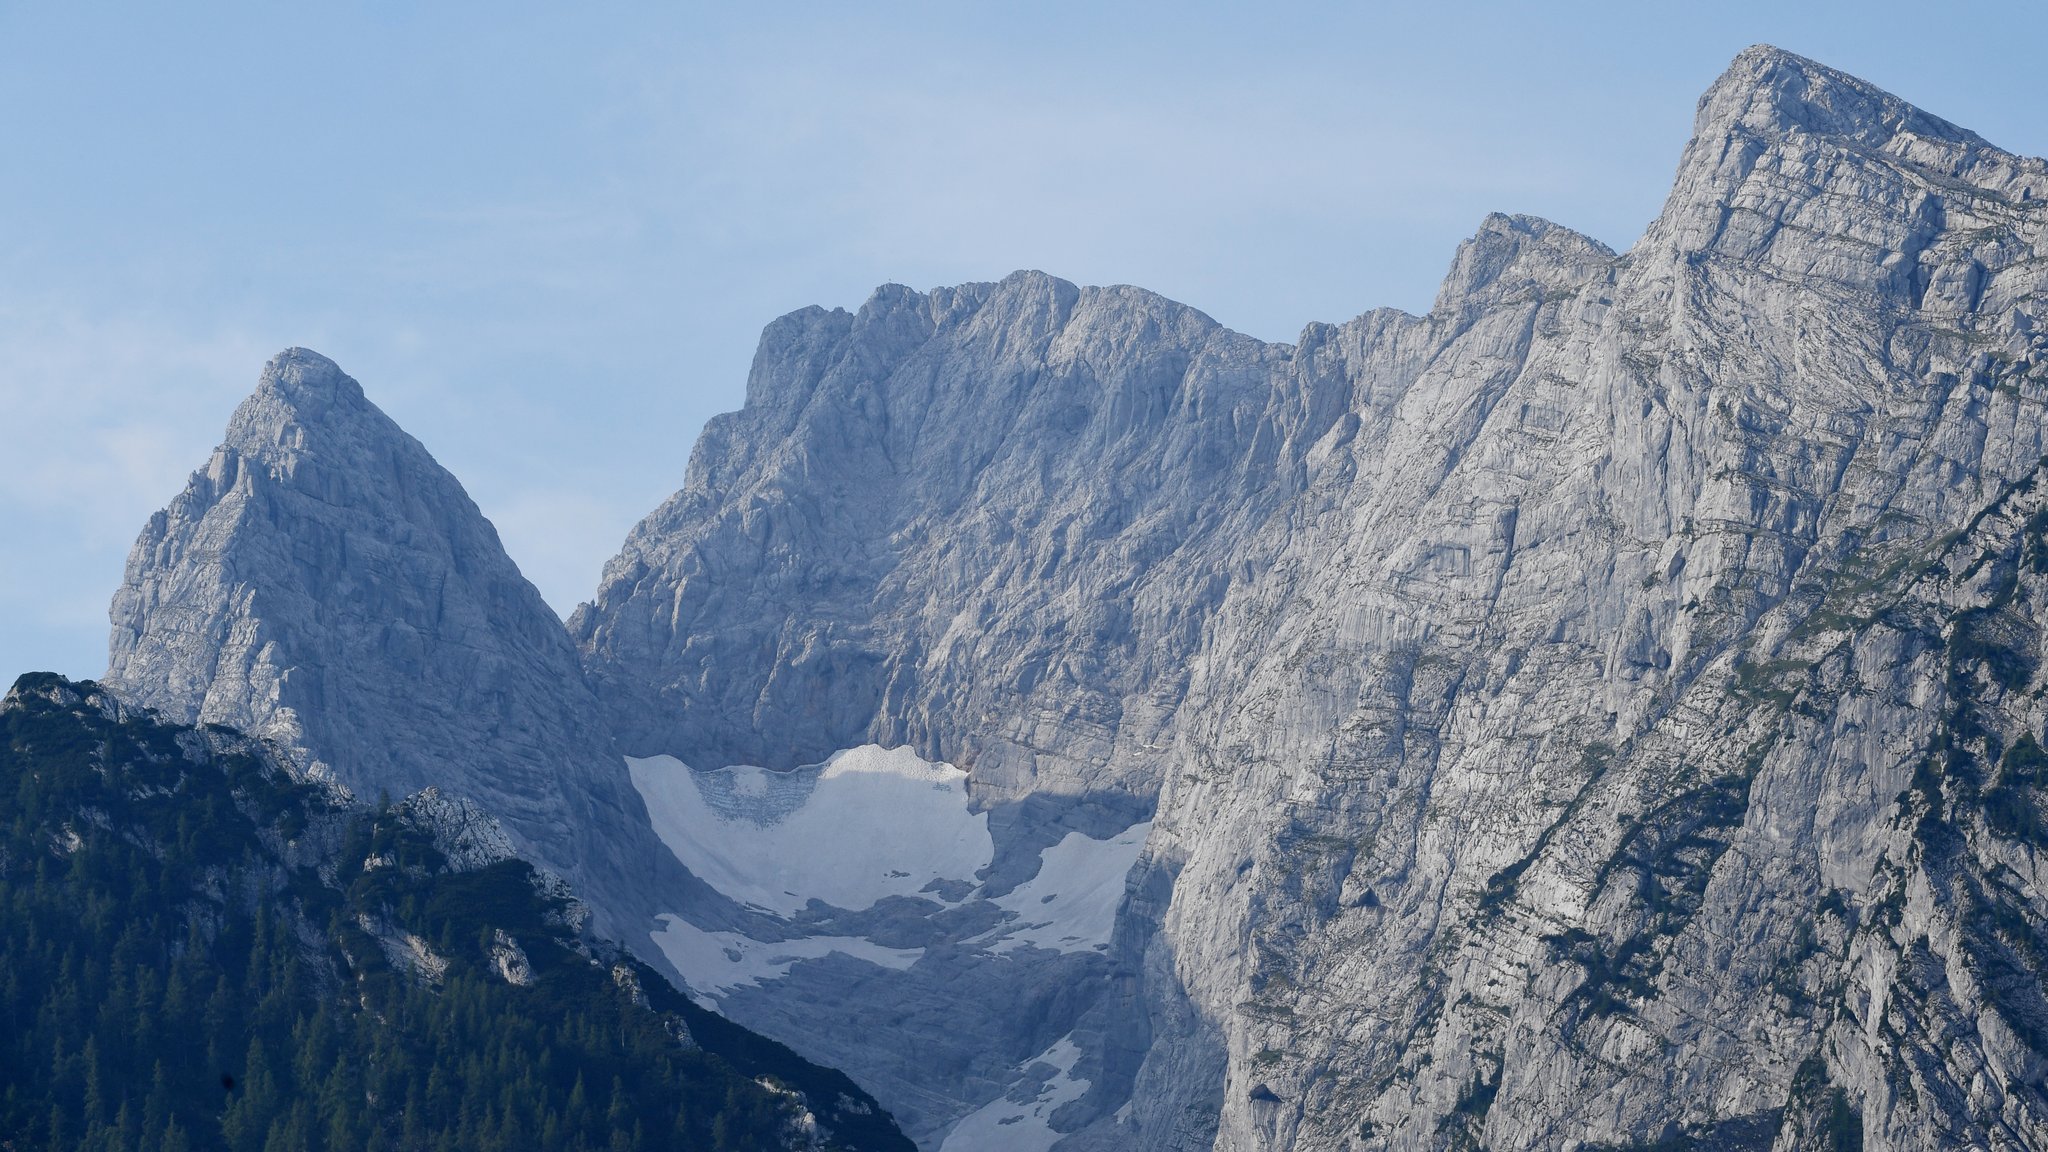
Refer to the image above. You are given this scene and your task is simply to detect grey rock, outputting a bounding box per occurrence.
[392,786,518,873]
[98,42,2048,1152]
[102,348,695,941]
[487,928,535,986]
[572,43,2048,1152]
[569,274,1315,801]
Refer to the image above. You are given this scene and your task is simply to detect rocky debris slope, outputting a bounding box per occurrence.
[570,45,2048,1152]
[625,743,1153,1148]
[101,349,697,941]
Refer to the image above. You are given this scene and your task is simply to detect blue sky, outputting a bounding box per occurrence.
[3,1,2044,678]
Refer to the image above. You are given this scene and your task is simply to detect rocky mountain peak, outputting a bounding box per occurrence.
[1647,44,2044,306]
[1430,212,1617,323]
[563,48,2048,1152]
[250,345,365,412]
[962,268,1080,345]
[1694,44,1984,153]
[105,347,691,944]
[219,347,393,465]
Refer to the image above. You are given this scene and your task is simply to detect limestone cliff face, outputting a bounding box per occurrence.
[1130,46,2048,1152]
[569,274,1330,801]
[103,348,689,941]
[572,45,2048,1152]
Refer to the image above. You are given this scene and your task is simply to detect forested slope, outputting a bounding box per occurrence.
[0,673,912,1152]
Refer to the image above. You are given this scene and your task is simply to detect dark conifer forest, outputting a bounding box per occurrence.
[0,673,912,1152]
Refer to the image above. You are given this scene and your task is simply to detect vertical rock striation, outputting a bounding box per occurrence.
[572,45,2048,1152]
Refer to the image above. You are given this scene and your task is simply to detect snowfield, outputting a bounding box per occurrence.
[648,913,923,1000]
[937,1034,1091,1152]
[628,745,994,917]
[630,742,1155,1039]
[986,822,1152,954]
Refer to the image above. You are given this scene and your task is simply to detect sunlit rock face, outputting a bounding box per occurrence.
[575,44,2048,1152]
[109,42,2048,1152]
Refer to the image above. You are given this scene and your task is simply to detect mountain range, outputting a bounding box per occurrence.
[67,45,2048,1152]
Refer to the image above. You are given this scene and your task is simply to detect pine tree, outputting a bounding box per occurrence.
[115,1097,141,1152]
[143,1061,170,1141]
[81,1034,106,1130]
[605,1074,630,1135]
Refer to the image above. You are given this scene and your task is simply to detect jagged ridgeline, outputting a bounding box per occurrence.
[0,675,912,1152]
[87,42,2048,1152]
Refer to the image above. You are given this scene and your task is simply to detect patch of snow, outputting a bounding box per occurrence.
[628,745,993,917]
[939,1035,1090,1152]
[983,821,1152,954]
[650,914,923,1002]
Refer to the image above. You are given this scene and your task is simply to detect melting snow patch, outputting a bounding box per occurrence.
[939,1035,1090,1152]
[629,745,993,917]
[984,821,1152,954]
[650,914,922,1002]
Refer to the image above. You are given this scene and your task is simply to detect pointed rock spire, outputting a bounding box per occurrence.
[106,349,682,941]
[1691,44,1983,153]
[1645,44,2043,298]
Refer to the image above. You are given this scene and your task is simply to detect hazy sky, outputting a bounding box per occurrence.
[4,1,2044,679]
